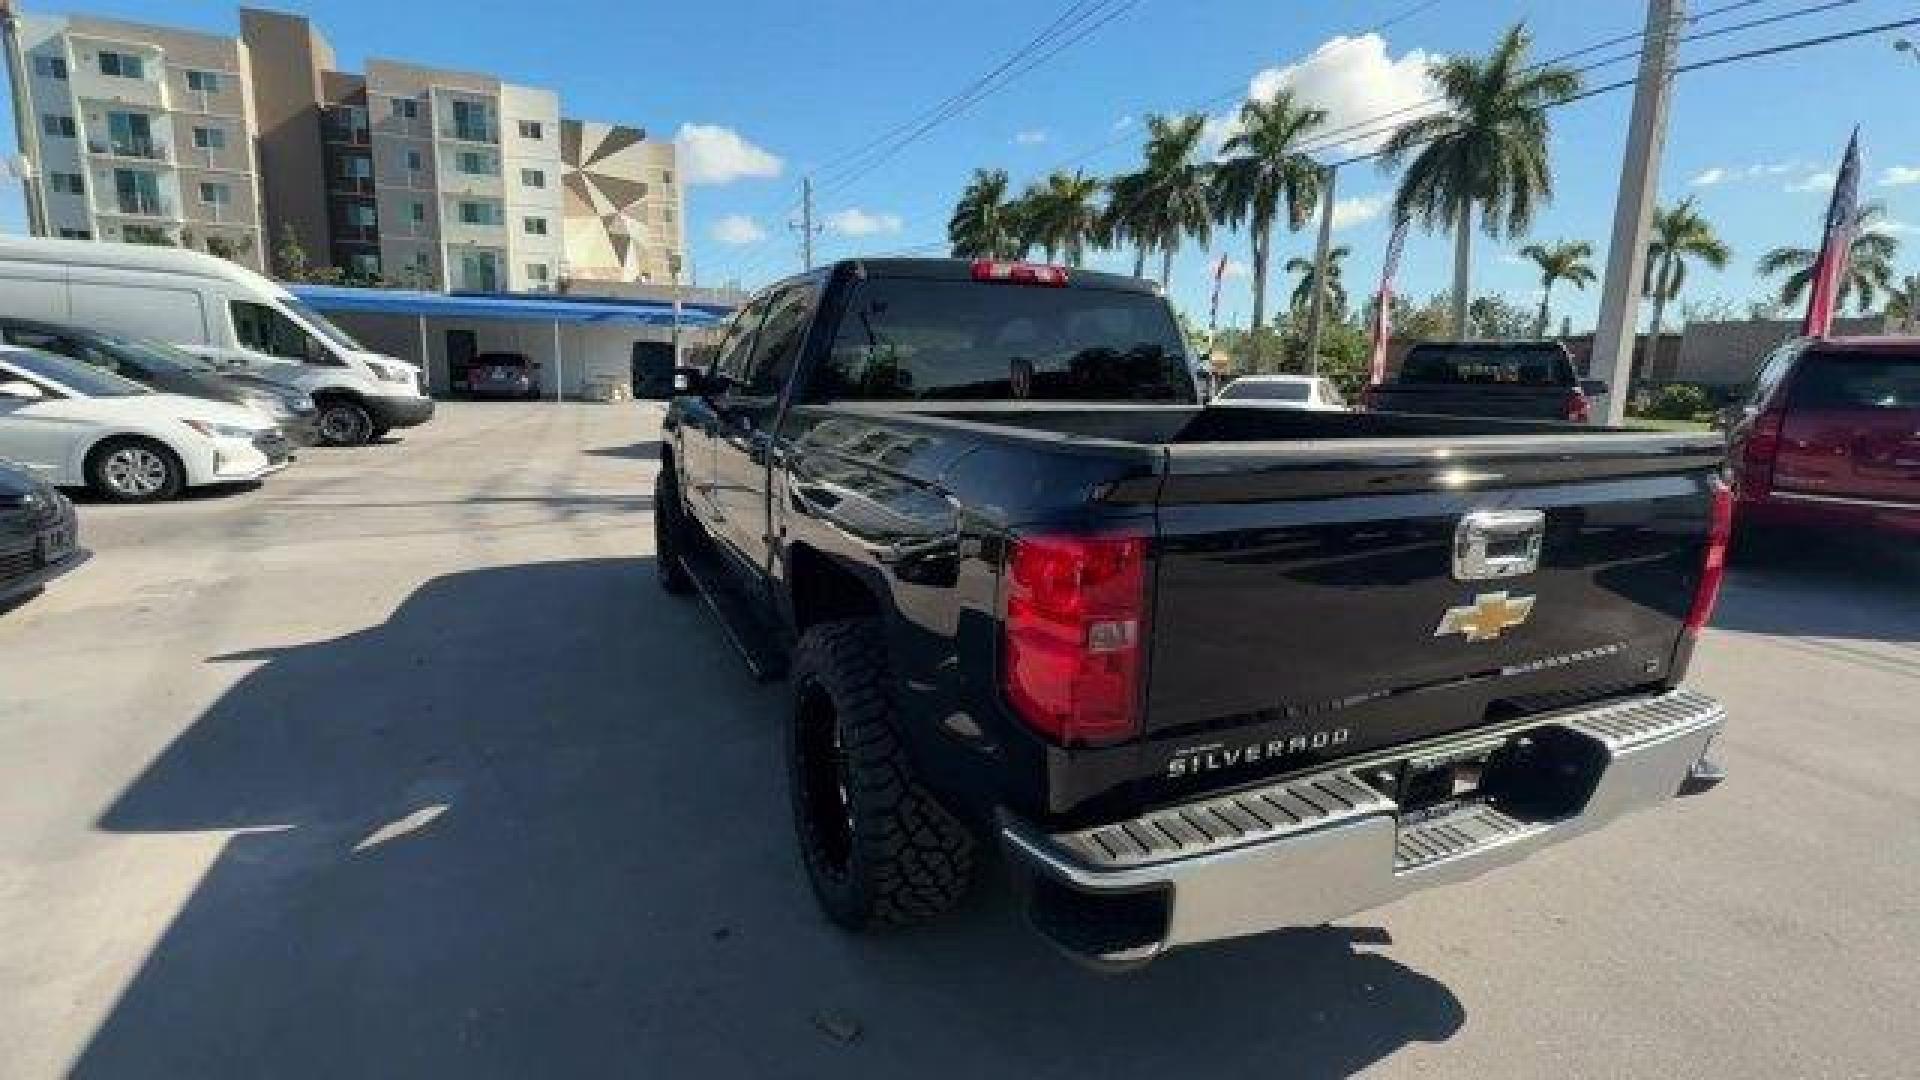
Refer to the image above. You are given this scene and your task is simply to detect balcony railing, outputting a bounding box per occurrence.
[439,122,499,144]
[332,224,380,244]
[323,123,372,146]
[88,138,171,162]
[107,193,171,217]
[327,175,375,196]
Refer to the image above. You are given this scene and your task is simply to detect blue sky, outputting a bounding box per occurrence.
[5,0,1917,331]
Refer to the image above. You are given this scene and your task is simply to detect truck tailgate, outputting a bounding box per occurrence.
[1140,434,1723,792]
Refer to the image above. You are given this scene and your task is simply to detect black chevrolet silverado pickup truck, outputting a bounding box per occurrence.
[656,258,1730,969]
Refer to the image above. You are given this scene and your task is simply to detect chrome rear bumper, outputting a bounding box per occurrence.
[1002,689,1725,968]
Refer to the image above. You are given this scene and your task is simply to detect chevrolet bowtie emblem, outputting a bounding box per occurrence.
[1435,591,1536,643]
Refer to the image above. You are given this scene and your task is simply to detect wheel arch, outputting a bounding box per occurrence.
[784,542,887,637]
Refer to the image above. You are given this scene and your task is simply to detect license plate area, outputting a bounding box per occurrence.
[1369,725,1606,828]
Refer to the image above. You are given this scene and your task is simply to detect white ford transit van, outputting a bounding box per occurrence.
[0,237,433,445]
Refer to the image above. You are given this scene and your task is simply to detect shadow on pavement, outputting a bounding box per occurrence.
[1717,527,1920,642]
[78,558,1462,1079]
[583,440,663,462]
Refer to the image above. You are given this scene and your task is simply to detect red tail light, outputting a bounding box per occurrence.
[971,259,1069,286]
[1563,388,1591,424]
[1685,477,1734,633]
[1002,533,1146,745]
[1738,406,1786,500]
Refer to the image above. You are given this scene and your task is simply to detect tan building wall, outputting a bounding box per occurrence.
[238,6,329,270]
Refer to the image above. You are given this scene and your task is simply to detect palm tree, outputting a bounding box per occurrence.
[1103,171,1156,277]
[1121,113,1215,286]
[1016,170,1105,265]
[1211,91,1327,358]
[1756,201,1900,315]
[1285,245,1350,317]
[1379,23,1581,336]
[1518,239,1596,336]
[1644,197,1731,346]
[947,168,1020,259]
[1888,272,1920,330]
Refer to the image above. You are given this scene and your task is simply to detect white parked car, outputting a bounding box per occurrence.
[1214,374,1349,410]
[0,346,291,502]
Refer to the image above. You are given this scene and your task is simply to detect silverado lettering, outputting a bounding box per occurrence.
[1167,729,1354,778]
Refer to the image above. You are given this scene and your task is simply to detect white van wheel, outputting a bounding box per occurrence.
[316,400,374,446]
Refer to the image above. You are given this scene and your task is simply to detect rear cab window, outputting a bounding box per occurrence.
[1399,345,1574,386]
[808,277,1194,403]
[1222,380,1310,402]
[1788,349,1920,411]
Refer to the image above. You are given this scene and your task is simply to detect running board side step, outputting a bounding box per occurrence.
[675,541,789,682]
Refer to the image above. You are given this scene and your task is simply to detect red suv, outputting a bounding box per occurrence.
[1728,336,1920,536]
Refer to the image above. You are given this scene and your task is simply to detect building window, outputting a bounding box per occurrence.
[41,114,75,139]
[413,251,432,273]
[660,206,676,224]
[661,169,674,186]
[123,224,169,245]
[450,99,493,142]
[48,172,84,194]
[523,216,547,236]
[409,201,426,224]
[455,150,494,175]
[198,181,231,205]
[526,263,550,283]
[32,55,67,79]
[192,126,225,150]
[391,97,419,119]
[404,148,423,172]
[186,69,221,93]
[347,203,377,229]
[336,155,373,180]
[518,120,543,140]
[457,201,501,226]
[112,168,163,215]
[347,251,381,278]
[98,51,145,79]
[58,228,91,240]
[520,168,545,188]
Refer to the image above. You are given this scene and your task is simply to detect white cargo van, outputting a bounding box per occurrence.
[0,237,433,445]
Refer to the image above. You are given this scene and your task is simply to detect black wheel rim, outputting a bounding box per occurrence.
[320,406,368,444]
[796,682,854,876]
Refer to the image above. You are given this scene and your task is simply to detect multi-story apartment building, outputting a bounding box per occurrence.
[3,4,682,292]
[7,10,268,268]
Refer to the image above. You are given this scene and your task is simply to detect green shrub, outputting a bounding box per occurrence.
[1645,383,1710,421]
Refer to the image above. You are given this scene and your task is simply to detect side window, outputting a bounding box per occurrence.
[743,284,818,398]
[1746,341,1799,408]
[711,296,769,388]
[231,300,331,364]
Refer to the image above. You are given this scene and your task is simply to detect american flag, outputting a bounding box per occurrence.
[1801,129,1862,339]
[1368,215,1411,385]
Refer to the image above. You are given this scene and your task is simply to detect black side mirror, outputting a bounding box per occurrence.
[673,366,709,396]
[1580,379,1610,397]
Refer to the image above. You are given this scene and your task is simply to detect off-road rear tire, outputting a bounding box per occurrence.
[788,618,975,930]
[653,463,694,595]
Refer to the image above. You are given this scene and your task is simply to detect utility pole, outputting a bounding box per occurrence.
[1303,163,1340,376]
[1,0,49,236]
[1591,0,1684,425]
[792,176,818,270]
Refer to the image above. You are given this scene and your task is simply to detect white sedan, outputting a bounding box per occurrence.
[1214,374,1349,410]
[0,346,291,502]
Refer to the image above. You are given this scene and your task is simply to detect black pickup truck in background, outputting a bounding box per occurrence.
[1363,339,1609,422]
[656,258,1729,969]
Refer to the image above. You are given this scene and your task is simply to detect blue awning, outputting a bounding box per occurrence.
[289,285,732,327]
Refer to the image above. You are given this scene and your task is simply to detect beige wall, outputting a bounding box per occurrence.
[239,7,330,269]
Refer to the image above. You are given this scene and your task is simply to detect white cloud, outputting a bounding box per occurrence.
[1219,258,1250,279]
[1689,167,1728,187]
[674,124,783,185]
[1748,160,1801,178]
[1786,170,1834,194]
[712,214,766,246]
[1014,129,1049,145]
[1239,34,1442,154]
[1332,193,1388,230]
[1880,166,1920,187]
[1112,115,1134,132]
[825,207,903,237]
[1882,217,1915,234]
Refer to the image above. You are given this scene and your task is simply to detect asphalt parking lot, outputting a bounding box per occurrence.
[2,400,1916,1079]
